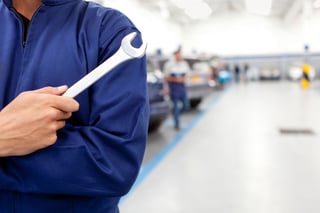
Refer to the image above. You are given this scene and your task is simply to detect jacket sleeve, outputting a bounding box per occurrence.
[0,12,149,197]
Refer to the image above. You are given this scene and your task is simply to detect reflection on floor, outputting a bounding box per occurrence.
[120,80,320,213]
[143,88,225,165]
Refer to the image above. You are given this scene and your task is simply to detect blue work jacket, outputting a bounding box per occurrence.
[0,0,148,212]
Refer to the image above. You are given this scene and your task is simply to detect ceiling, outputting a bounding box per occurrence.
[132,0,304,25]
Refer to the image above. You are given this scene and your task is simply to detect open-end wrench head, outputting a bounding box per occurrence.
[121,32,147,58]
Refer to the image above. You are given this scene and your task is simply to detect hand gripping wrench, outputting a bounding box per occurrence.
[63,32,147,98]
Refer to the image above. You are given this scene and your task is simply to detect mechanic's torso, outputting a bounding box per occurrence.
[0,0,106,124]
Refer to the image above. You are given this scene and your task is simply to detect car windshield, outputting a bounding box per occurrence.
[193,62,210,73]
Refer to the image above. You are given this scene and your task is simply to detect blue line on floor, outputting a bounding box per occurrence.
[120,85,233,203]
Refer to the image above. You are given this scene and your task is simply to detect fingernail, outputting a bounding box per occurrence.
[57,85,68,91]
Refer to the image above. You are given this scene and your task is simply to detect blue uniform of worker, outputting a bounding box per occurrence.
[164,54,190,130]
[0,0,149,212]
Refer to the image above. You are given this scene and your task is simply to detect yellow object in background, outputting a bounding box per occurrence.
[301,64,310,89]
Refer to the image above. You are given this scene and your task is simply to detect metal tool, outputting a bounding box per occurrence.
[63,32,147,98]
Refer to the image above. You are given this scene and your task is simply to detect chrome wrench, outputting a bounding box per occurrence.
[63,32,147,98]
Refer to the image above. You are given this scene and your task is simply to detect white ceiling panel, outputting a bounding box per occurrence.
[132,0,302,25]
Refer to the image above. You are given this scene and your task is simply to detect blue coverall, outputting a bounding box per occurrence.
[0,0,149,212]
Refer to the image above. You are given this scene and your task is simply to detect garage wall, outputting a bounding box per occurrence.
[182,11,320,56]
[301,11,320,53]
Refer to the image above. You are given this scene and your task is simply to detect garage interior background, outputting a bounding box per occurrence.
[86,1,320,212]
[93,0,320,56]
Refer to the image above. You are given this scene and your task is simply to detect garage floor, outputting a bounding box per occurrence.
[120,80,320,213]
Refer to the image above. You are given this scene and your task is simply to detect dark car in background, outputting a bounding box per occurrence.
[147,58,171,131]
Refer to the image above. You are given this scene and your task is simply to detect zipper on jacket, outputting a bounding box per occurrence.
[10,8,29,48]
[19,15,30,47]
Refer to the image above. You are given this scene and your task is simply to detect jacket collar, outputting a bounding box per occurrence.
[3,0,80,7]
[42,0,81,6]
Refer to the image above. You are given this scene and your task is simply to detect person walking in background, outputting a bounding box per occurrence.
[0,0,148,212]
[164,49,190,130]
[243,63,250,82]
[234,63,241,83]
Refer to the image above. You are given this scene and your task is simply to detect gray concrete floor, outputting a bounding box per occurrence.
[120,80,320,213]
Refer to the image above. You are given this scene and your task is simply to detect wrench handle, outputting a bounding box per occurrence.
[63,48,130,98]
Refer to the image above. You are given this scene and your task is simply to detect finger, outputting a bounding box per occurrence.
[55,111,72,121]
[32,86,68,95]
[55,120,66,130]
[51,96,80,113]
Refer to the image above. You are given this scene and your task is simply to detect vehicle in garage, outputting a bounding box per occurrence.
[147,58,171,131]
[183,57,213,108]
[259,66,281,80]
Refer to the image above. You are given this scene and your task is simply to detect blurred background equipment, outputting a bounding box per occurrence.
[288,62,316,81]
[301,63,311,88]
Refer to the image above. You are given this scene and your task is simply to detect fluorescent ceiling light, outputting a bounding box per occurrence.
[171,0,212,20]
[157,1,170,19]
[170,0,186,9]
[184,2,212,20]
[314,0,320,8]
[245,0,273,16]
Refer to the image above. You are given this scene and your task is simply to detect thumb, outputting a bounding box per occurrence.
[33,85,68,95]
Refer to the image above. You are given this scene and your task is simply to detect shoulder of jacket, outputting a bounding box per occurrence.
[85,2,134,28]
